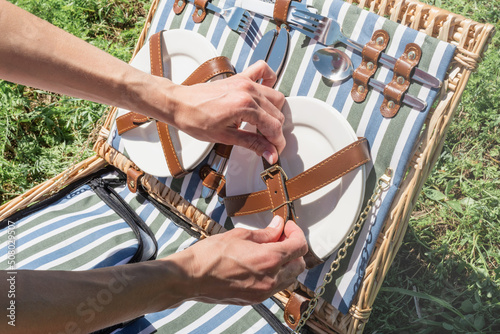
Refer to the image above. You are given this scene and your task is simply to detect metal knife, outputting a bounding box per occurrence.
[266,27,290,79]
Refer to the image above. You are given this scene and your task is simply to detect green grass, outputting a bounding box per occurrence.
[1,0,499,332]
[0,0,149,202]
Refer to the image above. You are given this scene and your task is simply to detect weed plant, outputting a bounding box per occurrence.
[0,0,498,333]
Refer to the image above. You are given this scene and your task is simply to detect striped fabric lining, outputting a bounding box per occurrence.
[0,170,285,333]
[107,0,456,314]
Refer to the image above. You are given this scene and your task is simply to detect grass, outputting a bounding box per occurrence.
[1,0,499,333]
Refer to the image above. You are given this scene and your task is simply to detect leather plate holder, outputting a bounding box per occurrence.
[351,29,390,103]
[115,30,235,178]
[273,0,292,28]
[380,43,422,118]
[173,0,187,14]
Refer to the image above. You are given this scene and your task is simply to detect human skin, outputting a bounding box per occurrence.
[0,0,286,164]
[0,216,307,333]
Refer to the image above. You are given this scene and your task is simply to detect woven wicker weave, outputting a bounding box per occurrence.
[0,0,494,333]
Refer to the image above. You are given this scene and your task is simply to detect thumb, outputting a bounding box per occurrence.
[249,215,284,244]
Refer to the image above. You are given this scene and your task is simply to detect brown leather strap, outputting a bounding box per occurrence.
[214,143,232,159]
[182,56,235,86]
[381,43,422,118]
[273,0,292,27]
[116,113,151,136]
[224,138,370,217]
[284,291,310,330]
[351,30,389,103]
[200,165,225,191]
[173,0,187,14]
[192,0,209,23]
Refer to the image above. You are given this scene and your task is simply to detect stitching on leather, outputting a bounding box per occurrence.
[184,57,231,84]
[291,158,370,201]
[157,122,184,176]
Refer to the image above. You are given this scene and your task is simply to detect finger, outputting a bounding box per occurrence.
[275,221,308,263]
[274,257,306,291]
[241,60,277,88]
[223,127,280,164]
[247,215,285,244]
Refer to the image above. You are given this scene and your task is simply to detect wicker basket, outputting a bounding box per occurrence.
[0,0,494,333]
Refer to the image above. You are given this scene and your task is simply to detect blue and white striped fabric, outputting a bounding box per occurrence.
[0,170,285,333]
[108,0,456,314]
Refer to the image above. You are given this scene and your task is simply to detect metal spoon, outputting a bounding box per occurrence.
[312,47,427,110]
[312,47,353,82]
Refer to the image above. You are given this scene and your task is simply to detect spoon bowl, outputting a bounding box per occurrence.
[312,47,353,82]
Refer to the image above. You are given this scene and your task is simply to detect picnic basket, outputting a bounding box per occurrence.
[0,0,495,333]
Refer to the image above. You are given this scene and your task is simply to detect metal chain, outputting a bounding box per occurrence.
[293,168,393,333]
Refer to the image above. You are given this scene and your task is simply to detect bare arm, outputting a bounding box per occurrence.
[0,217,306,333]
[0,0,285,163]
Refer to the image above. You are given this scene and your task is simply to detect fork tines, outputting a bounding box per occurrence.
[289,9,326,39]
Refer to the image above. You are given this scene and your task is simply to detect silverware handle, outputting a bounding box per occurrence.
[369,79,427,111]
[346,39,442,89]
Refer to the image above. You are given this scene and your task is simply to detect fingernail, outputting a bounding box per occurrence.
[268,215,282,228]
[263,151,274,165]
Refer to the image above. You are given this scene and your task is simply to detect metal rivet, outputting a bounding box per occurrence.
[129,180,135,189]
[288,315,296,324]
[408,50,416,60]
[376,36,385,45]
[387,100,395,109]
[178,0,183,6]
[367,62,374,70]
[197,8,203,16]
[397,76,405,85]
[357,85,366,93]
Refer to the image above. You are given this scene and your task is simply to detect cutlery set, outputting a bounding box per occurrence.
[173,0,439,198]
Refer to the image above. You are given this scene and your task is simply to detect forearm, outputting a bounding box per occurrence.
[1,259,190,333]
[0,0,177,124]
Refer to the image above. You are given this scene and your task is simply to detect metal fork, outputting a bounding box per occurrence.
[290,9,442,88]
[190,1,251,33]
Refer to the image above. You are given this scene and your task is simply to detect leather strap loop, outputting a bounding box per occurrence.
[381,43,422,118]
[224,138,370,217]
[192,0,209,23]
[351,30,389,103]
[182,56,235,86]
[173,0,187,14]
[273,0,292,27]
[284,291,310,330]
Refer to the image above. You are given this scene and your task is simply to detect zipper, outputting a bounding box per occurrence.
[89,177,158,263]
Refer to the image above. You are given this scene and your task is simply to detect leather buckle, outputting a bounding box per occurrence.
[260,165,288,183]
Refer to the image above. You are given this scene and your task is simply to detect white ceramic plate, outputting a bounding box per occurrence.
[225,96,366,260]
[116,30,219,177]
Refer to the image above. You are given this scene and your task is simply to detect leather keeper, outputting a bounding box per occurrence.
[200,165,225,191]
[192,0,209,23]
[224,138,370,218]
[351,30,389,103]
[380,43,422,118]
[173,0,187,14]
[273,0,292,28]
[126,168,144,193]
[284,291,311,330]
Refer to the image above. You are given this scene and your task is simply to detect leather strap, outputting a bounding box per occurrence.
[351,30,389,103]
[381,43,422,118]
[115,31,235,178]
[224,138,370,217]
[284,291,311,330]
[273,0,292,27]
[192,0,209,23]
